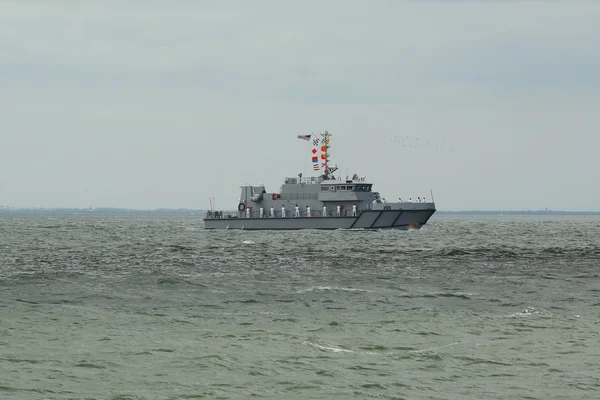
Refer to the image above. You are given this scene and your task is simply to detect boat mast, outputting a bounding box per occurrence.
[321,131,331,177]
[320,130,338,179]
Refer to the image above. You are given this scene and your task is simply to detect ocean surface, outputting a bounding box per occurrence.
[1,214,599,400]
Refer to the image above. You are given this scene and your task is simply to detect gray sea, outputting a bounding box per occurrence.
[1,214,599,399]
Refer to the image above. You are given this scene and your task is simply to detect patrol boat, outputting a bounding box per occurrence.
[204,131,436,230]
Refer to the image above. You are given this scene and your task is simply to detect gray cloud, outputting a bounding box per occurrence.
[1,1,599,211]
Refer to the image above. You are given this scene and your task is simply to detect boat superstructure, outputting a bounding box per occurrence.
[204,131,436,230]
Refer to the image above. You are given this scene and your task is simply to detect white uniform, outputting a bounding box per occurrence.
[322,206,327,217]
[408,198,412,203]
[245,207,251,218]
[270,207,275,217]
[307,206,311,217]
[336,205,341,216]
[281,206,285,218]
[352,205,357,216]
[295,206,300,217]
[259,207,264,218]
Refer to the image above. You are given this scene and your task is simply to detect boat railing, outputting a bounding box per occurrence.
[283,176,324,185]
[205,210,228,219]
[206,209,363,219]
[278,193,319,201]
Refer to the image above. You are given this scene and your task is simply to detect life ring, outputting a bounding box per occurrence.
[238,202,245,212]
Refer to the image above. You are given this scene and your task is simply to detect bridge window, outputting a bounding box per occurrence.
[321,186,329,191]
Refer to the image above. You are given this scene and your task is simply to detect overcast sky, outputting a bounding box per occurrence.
[1,1,599,211]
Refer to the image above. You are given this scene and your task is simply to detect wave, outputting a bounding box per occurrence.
[506,307,555,318]
[416,244,600,259]
[394,292,473,300]
[304,341,354,353]
[296,286,370,294]
[165,244,195,252]
[303,340,381,355]
[156,277,206,287]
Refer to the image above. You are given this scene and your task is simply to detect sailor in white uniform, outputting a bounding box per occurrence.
[352,204,357,216]
[270,207,275,218]
[306,206,311,217]
[295,205,300,217]
[245,207,251,218]
[408,198,412,203]
[259,207,264,218]
[322,206,327,217]
[281,206,286,218]
[336,205,341,216]
[417,197,421,203]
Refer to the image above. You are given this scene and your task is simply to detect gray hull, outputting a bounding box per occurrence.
[204,208,435,230]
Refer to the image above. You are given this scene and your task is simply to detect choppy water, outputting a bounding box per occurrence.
[1,214,599,399]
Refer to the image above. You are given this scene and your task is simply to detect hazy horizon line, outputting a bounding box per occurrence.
[1,206,599,214]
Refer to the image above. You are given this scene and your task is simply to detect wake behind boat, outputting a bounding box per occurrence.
[204,131,436,230]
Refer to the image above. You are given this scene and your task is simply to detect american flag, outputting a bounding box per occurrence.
[297,134,311,141]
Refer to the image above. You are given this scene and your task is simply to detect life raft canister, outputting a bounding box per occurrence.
[238,202,245,212]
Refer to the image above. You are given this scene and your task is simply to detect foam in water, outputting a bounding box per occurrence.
[304,341,354,353]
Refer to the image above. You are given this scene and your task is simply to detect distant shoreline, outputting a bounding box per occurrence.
[0,208,598,216]
[435,211,600,216]
[0,208,201,215]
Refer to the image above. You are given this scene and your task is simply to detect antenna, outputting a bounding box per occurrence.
[320,130,338,179]
[430,189,435,204]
